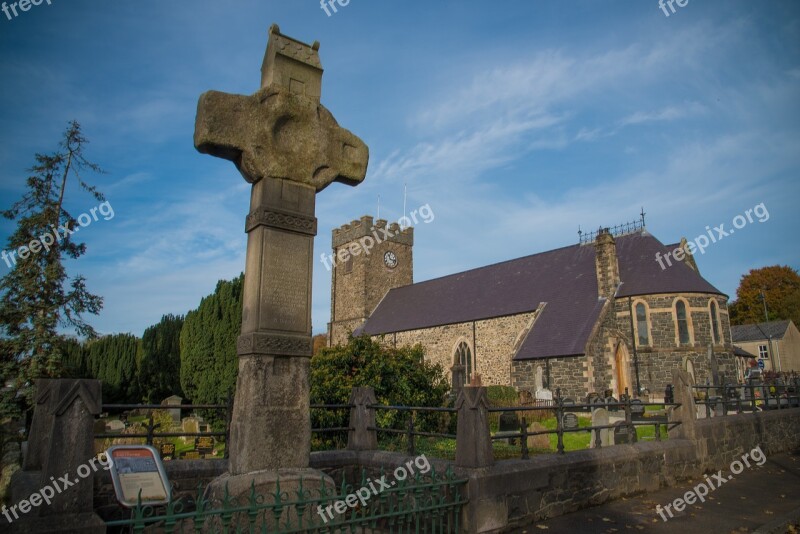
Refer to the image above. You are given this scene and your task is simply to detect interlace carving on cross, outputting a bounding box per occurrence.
[193,24,368,191]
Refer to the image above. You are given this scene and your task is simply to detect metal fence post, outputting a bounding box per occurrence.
[556,388,565,454]
[520,417,529,460]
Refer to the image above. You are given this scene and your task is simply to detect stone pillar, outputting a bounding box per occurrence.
[194,25,368,520]
[22,380,56,471]
[347,387,377,451]
[455,387,494,468]
[668,369,697,441]
[229,176,317,474]
[12,379,104,533]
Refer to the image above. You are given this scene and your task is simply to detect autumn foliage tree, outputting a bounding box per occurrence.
[729,265,800,326]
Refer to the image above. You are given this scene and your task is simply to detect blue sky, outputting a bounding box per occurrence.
[0,0,798,337]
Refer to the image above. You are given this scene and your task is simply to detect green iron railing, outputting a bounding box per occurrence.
[105,465,467,533]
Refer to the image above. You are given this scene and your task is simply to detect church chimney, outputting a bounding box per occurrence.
[595,228,620,299]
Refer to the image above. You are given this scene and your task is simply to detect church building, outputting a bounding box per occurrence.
[327,215,743,402]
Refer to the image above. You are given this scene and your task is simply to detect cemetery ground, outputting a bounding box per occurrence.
[312,404,669,461]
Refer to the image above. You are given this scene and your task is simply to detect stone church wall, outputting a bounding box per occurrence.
[387,312,537,387]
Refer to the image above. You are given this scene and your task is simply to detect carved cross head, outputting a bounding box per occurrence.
[194,25,368,191]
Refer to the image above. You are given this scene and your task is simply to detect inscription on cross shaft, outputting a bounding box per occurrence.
[193,24,368,475]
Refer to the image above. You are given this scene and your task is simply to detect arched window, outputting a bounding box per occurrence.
[710,300,721,344]
[454,342,473,386]
[676,300,691,345]
[635,303,649,346]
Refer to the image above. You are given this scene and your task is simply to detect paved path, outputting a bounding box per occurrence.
[509,450,800,534]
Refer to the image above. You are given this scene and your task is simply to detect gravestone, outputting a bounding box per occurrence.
[527,422,550,450]
[105,420,125,432]
[562,412,579,430]
[630,399,646,421]
[194,24,368,511]
[498,411,520,445]
[613,421,637,444]
[535,388,553,401]
[195,436,215,456]
[162,395,183,423]
[160,443,176,461]
[590,407,612,448]
[605,396,620,411]
[181,417,200,444]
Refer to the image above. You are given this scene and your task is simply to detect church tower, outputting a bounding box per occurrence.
[327,216,413,346]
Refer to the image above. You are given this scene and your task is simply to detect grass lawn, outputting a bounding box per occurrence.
[374,414,669,461]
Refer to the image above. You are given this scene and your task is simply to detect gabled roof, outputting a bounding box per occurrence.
[359,231,725,360]
[733,345,757,358]
[730,320,792,343]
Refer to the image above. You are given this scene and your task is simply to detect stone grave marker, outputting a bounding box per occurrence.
[527,422,550,450]
[631,399,646,421]
[498,410,520,445]
[562,412,579,430]
[160,443,176,461]
[605,396,620,411]
[590,407,612,448]
[195,436,215,456]
[181,417,200,444]
[613,421,637,444]
[162,395,183,423]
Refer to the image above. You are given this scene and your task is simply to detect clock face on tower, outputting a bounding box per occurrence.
[383,250,398,269]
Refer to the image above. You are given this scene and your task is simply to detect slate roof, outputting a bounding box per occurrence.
[733,345,757,358]
[730,320,792,343]
[359,231,726,360]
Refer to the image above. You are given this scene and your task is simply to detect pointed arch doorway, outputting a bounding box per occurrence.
[614,343,632,398]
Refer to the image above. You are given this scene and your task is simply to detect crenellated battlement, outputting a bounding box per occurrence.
[332,215,414,249]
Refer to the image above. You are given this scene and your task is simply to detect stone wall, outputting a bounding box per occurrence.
[462,407,800,533]
[392,312,537,386]
[328,216,413,347]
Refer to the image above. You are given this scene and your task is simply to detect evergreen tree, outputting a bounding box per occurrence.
[138,314,184,403]
[0,121,105,417]
[180,275,243,404]
[84,333,140,404]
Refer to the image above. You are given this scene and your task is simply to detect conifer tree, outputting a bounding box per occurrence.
[138,314,184,403]
[0,121,105,417]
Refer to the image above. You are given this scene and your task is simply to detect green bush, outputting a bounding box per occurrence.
[310,335,450,448]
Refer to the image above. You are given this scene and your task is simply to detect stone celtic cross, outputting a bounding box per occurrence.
[194,24,368,474]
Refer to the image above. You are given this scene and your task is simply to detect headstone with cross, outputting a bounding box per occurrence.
[193,24,368,512]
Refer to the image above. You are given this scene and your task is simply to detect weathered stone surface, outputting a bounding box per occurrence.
[347,387,378,451]
[228,356,311,473]
[590,407,612,447]
[22,379,56,471]
[455,387,494,468]
[193,24,367,482]
[204,469,334,531]
[195,25,367,189]
[11,379,104,534]
[527,422,550,450]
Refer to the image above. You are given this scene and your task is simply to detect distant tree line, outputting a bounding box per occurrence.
[58,275,243,405]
